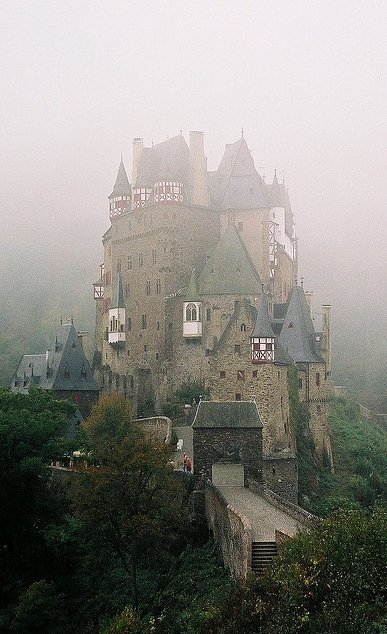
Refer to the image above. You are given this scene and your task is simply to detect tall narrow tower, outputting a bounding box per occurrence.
[109,158,131,222]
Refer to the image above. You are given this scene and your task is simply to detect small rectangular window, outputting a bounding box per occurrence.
[127,255,132,270]
[127,317,131,331]
[235,393,241,401]
[316,372,320,386]
[299,378,303,389]
[252,370,258,378]
[141,314,147,330]
[220,371,226,378]
[234,344,241,354]
[237,370,245,380]
[138,253,144,268]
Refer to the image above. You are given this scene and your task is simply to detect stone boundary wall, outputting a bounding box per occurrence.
[132,416,172,444]
[248,479,318,528]
[205,482,252,581]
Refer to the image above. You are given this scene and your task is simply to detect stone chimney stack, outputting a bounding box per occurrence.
[321,305,332,375]
[77,331,91,364]
[189,131,209,207]
[132,137,143,187]
[305,290,313,314]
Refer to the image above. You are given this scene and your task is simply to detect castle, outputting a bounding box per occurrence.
[93,131,333,494]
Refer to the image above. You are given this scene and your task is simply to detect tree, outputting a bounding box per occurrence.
[72,394,187,611]
[0,387,75,625]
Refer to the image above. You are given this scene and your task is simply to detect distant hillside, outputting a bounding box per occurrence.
[311,397,387,514]
[0,257,95,386]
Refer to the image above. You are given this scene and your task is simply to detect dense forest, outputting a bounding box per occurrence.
[0,388,386,633]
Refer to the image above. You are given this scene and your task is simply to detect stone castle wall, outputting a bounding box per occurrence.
[205,482,252,581]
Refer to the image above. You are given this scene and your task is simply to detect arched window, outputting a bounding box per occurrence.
[185,302,197,322]
[240,323,246,332]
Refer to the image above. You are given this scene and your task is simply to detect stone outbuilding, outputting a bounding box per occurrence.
[192,400,263,486]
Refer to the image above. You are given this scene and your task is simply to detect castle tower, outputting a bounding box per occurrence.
[251,293,276,363]
[108,272,126,346]
[109,158,131,222]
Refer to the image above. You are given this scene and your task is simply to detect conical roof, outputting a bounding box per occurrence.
[198,224,262,295]
[184,268,200,302]
[278,286,323,363]
[111,272,125,309]
[109,158,131,198]
[251,293,275,338]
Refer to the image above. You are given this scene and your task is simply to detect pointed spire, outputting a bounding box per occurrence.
[112,272,125,308]
[251,293,275,338]
[185,268,200,302]
[269,168,283,207]
[109,158,131,198]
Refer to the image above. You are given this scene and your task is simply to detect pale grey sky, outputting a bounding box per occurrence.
[0,0,386,367]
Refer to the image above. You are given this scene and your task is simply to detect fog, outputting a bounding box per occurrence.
[0,0,386,384]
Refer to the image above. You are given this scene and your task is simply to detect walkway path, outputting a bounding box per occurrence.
[173,425,193,470]
[218,485,305,541]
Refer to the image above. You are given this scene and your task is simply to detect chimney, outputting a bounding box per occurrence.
[132,137,143,187]
[321,305,332,375]
[77,331,91,363]
[189,131,209,207]
[305,290,313,314]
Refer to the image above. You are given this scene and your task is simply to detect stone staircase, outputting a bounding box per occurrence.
[251,541,277,575]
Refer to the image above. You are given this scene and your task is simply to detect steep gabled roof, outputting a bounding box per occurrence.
[192,400,263,429]
[198,224,262,295]
[109,158,131,198]
[208,137,268,209]
[278,286,323,363]
[135,134,190,186]
[11,324,99,393]
[111,272,125,309]
[251,293,275,338]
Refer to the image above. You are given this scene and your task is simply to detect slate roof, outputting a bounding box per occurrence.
[278,286,323,363]
[251,294,275,338]
[109,158,131,198]
[135,134,190,186]
[192,400,263,429]
[198,224,262,295]
[11,324,99,393]
[208,137,268,210]
[111,272,125,308]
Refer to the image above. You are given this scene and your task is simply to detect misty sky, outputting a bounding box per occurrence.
[1,0,386,365]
